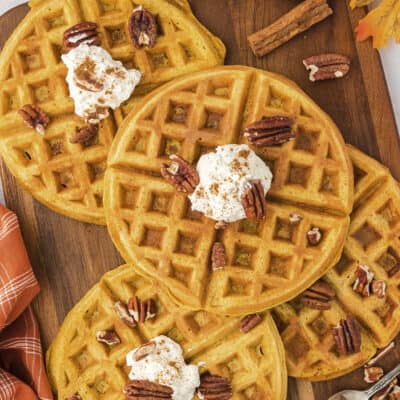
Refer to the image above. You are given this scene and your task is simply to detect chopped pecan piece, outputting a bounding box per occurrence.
[66,395,81,400]
[127,296,156,323]
[115,301,136,328]
[372,378,398,400]
[160,155,199,193]
[140,299,156,323]
[215,221,228,230]
[18,104,50,135]
[132,341,157,362]
[128,296,140,322]
[366,342,395,367]
[333,316,361,356]
[69,124,98,146]
[128,6,158,48]
[300,280,335,310]
[96,330,120,346]
[371,280,387,299]
[364,366,384,383]
[389,386,400,400]
[242,180,267,220]
[289,212,303,225]
[307,227,322,245]
[353,265,374,297]
[63,22,100,53]
[197,374,232,400]
[211,242,226,271]
[124,379,173,399]
[244,116,295,147]
[303,54,350,82]
[240,314,262,333]
[247,0,332,57]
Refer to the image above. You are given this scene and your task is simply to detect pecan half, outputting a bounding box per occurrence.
[300,280,335,310]
[244,116,295,147]
[372,378,398,400]
[128,6,158,48]
[160,155,199,193]
[307,227,322,245]
[197,374,232,400]
[131,341,157,362]
[127,296,156,323]
[18,104,49,135]
[333,316,361,356]
[240,314,262,333]
[353,265,374,297]
[63,22,100,53]
[371,280,387,299]
[364,366,384,383]
[211,242,226,271]
[124,380,173,400]
[96,330,120,346]
[303,54,350,82]
[115,301,136,328]
[241,180,267,220]
[69,124,98,146]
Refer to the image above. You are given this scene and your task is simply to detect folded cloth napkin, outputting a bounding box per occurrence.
[0,204,53,400]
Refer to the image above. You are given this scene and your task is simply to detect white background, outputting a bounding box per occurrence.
[0,1,399,204]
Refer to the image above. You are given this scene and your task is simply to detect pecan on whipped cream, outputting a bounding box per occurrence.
[62,44,141,123]
[126,336,200,400]
[189,144,273,223]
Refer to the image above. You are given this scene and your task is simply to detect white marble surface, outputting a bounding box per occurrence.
[0,1,399,204]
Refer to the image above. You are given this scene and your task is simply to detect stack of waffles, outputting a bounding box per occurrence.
[2,0,400,397]
[0,0,225,224]
[47,65,358,400]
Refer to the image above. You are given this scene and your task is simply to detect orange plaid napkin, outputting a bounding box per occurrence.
[0,204,53,400]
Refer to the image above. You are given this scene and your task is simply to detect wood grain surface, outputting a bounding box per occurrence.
[1,2,400,399]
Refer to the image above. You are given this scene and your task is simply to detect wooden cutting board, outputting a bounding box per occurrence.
[1,1,400,399]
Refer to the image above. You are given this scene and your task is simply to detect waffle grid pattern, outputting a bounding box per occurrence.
[47,265,287,400]
[273,146,400,380]
[105,66,352,315]
[0,0,225,223]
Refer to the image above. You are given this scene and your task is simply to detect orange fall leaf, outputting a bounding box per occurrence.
[352,0,400,48]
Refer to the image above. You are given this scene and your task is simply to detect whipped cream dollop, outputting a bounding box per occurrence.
[62,44,141,123]
[189,144,273,222]
[126,336,200,400]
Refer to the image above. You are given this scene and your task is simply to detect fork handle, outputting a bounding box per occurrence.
[365,363,400,397]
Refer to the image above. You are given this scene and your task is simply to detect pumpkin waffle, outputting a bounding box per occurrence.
[0,0,225,224]
[46,264,287,400]
[273,145,400,380]
[104,65,353,315]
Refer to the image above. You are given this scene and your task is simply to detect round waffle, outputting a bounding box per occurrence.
[104,66,353,315]
[0,0,225,224]
[273,145,400,380]
[46,264,287,400]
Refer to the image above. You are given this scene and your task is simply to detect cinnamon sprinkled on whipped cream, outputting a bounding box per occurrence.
[126,336,200,400]
[62,44,141,123]
[189,144,273,222]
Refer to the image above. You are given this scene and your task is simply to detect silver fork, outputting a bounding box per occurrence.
[328,363,400,400]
